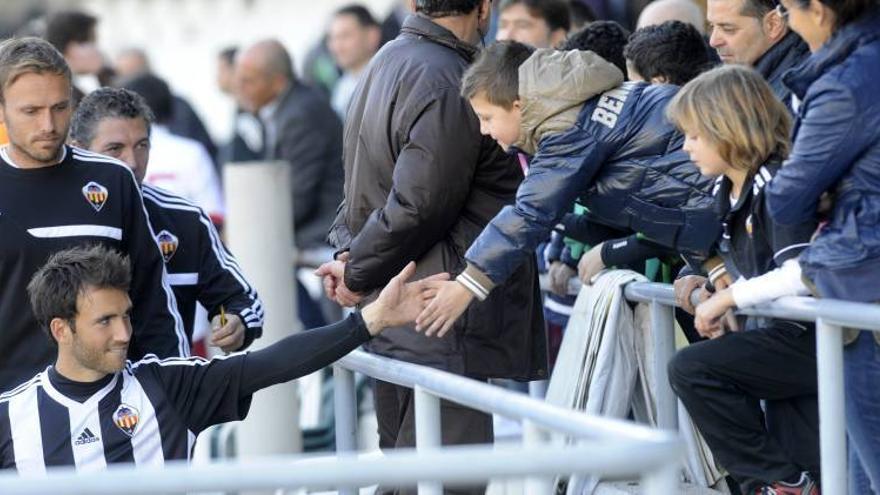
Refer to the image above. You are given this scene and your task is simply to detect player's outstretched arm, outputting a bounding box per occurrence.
[240,263,448,394]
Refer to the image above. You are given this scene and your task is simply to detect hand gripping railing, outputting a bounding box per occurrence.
[621,281,880,495]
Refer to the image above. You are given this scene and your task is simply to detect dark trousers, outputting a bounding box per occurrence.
[668,325,819,492]
[373,379,494,495]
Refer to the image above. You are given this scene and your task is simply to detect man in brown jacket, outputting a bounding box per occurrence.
[318,1,546,491]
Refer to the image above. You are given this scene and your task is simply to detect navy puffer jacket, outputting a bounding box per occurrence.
[461,49,717,296]
[766,8,880,302]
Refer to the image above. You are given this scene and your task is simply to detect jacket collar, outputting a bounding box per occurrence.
[399,13,478,62]
[753,30,808,83]
[784,7,880,99]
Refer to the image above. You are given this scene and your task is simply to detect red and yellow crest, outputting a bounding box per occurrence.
[156,230,179,263]
[82,181,109,212]
[113,403,140,437]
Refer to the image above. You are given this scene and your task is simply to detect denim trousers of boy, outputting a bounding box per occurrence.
[845,331,880,494]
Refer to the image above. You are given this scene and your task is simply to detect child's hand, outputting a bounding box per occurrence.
[578,243,606,285]
[415,280,474,337]
[674,275,708,315]
[694,288,737,339]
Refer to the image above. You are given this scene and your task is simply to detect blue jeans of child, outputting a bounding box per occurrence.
[845,331,880,494]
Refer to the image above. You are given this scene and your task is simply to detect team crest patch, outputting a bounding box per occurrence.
[113,404,140,437]
[82,181,109,212]
[156,230,179,262]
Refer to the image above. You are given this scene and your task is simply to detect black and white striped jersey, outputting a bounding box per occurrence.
[142,184,264,349]
[0,354,249,473]
[0,145,189,390]
[0,313,375,474]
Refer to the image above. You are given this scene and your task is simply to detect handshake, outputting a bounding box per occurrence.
[315,254,477,337]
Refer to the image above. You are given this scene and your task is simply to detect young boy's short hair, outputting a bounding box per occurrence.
[667,65,791,173]
[624,20,714,85]
[558,21,630,75]
[461,41,535,109]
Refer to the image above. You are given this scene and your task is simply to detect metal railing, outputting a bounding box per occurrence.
[620,281,880,495]
[2,278,875,494]
[0,349,683,495]
[332,350,683,495]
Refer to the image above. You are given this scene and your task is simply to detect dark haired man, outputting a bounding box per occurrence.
[322,0,546,481]
[328,4,382,119]
[496,0,571,48]
[625,20,714,85]
[0,37,188,390]
[70,87,264,354]
[44,10,102,104]
[0,245,444,473]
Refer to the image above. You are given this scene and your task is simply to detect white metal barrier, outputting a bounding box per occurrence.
[332,350,683,495]
[1,279,875,494]
[620,281,880,495]
[0,348,683,495]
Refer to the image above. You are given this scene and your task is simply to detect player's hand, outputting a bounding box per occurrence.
[210,313,246,353]
[416,280,474,338]
[361,262,450,335]
[548,261,576,296]
[674,275,708,315]
[578,243,606,285]
[315,260,363,307]
[694,289,737,339]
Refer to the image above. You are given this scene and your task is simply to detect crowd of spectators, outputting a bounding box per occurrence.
[0,0,878,493]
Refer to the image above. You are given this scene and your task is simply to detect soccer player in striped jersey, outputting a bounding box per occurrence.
[0,37,188,391]
[70,88,263,353]
[0,245,444,472]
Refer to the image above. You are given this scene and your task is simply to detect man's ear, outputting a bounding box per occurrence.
[763,7,788,44]
[512,99,523,111]
[50,317,73,345]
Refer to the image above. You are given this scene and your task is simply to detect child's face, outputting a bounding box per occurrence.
[682,132,728,177]
[469,92,522,151]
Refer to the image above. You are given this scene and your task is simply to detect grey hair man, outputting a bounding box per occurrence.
[235,39,344,252]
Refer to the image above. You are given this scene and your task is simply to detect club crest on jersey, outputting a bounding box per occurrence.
[113,404,140,437]
[82,181,109,212]
[156,230,179,262]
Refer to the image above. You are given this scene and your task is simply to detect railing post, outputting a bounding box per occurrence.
[816,318,847,494]
[334,366,358,495]
[642,461,678,495]
[414,385,443,495]
[523,420,553,495]
[650,301,678,431]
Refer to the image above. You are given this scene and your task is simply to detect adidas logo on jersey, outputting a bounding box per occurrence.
[74,427,100,446]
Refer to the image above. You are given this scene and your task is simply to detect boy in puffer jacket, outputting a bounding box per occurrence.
[416,41,717,336]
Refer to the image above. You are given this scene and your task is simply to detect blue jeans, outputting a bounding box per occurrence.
[845,331,880,494]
